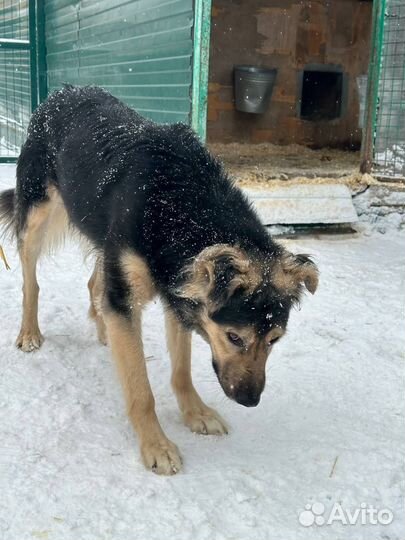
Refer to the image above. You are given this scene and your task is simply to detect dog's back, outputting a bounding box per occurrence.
[4,85,146,241]
[3,86,268,263]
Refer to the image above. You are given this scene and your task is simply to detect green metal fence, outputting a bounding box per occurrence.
[1,0,211,161]
[0,0,33,161]
[362,0,405,179]
[373,0,405,179]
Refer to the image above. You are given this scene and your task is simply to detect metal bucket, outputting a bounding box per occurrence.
[234,66,277,114]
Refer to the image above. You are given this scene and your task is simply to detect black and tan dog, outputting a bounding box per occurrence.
[0,86,318,475]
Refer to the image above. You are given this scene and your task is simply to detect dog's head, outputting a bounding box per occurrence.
[175,244,318,407]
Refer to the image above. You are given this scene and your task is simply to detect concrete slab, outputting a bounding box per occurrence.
[244,183,358,225]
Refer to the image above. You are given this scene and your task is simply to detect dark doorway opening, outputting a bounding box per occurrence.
[300,70,343,121]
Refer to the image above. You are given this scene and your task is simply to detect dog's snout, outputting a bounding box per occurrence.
[234,387,261,407]
[212,356,265,407]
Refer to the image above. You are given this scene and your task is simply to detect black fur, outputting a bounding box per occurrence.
[0,85,308,333]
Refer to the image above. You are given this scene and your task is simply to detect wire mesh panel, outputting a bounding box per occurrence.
[0,0,31,160]
[373,0,405,179]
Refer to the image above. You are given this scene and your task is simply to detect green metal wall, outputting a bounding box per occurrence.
[45,0,194,124]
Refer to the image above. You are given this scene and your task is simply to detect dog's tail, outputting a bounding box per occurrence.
[0,188,16,238]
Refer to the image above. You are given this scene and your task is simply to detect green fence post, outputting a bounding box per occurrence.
[0,1,32,162]
[360,0,386,174]
[36,0,47,102]
[28,0,38,111]
[191,0,212,141]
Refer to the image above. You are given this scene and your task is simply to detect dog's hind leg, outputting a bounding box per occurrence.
[88,259,107,345]
[13,138,50,352]
[16,201,51,351]
[14,136,70,351]
[165,310,228,435]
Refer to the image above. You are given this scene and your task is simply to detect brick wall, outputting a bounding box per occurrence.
[207,0,372,148]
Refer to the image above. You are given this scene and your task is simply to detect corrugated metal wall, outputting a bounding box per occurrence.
[45,0,194,124]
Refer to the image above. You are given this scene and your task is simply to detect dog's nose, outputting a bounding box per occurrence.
[234,388,261,407]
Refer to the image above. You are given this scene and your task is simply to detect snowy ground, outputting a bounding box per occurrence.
[1,166,404,540]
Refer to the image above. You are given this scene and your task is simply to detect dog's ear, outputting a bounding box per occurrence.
[272,252,319,297]
[175,244,260,308]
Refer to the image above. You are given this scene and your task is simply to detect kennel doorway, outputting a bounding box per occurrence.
[207,1,372,148]
[204,0,377,227]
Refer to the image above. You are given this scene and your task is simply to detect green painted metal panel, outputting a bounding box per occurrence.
[45,0,194,124]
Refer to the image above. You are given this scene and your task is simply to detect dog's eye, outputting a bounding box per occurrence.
[227,332,244,348]
[267,336,280,347]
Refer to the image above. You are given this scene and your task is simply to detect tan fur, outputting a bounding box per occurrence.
[16,186,72,351]
[199,315,282,401]
[88,259,107,345]
[16,202,50,351]
[177,244,261,309]
[29,184,91,255]
[265,326,285,343]
[165,310,228,435]
[104,309,182,475]
[200,317,257,366]
[272,252,319,295]
[102,250,182,473]
[202,318,284,363]
[120,251,157,306]
[38,185,70,254]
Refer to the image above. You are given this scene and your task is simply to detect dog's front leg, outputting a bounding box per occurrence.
[105,310,182,475]
[165,310,228,435]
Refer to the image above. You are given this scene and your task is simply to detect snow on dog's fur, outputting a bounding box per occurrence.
[0,85,318,475]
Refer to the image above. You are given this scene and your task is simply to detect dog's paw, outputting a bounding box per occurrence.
[141,438,182,475]
[16,330,44,352]
[184,407,228,435]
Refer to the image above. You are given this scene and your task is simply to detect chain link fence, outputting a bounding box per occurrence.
[373,0,405,180]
